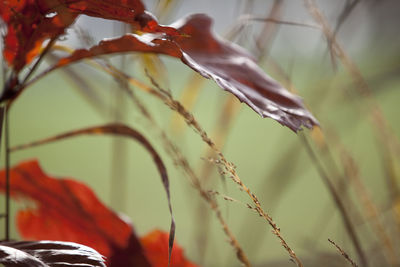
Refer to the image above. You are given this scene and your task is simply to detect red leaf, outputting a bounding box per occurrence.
[0,0,177,72]
[52,14,318,132]
[172,14,319,132]
[0,160,150,266]
[141,230,199,267]
[0,160,198,267]
[2,2,316,131]
[10,123,177,266]
[0,0,77,72]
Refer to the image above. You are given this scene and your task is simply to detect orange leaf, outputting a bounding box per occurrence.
[0,0,77,71]
[0,160,150,266]
[141,230,199,267]
[0,160,199,266]
[0,0,174,72]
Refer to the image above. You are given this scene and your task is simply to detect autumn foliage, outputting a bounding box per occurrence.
[0,0,317,131]
[0,0,398,265]
[0,160,198,267]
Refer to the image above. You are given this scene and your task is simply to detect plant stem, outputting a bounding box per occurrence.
[144,73,303,267]
[300,133,367,267]
[328,238,359,267]
[7,37,57,106]
[20,38,57,86]
[0,107,4,236]
[4,105,10,241]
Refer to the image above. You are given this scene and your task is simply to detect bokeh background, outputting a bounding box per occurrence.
[1,0,400,266]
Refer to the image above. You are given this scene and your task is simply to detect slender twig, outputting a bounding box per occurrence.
[142,71,303,267]
[4,105,10,241]
[243,16,320,30]
[299,133,367,267]
[0,30,6,237]
[20,37,57,86]
[5,37,58,107]
[253,0,284,61]
[208,190,258,212]
[226,14,320,41]
[339,147,398,266]
[304,0,400,161]
[324,0,360,68]
[14,44,76,95]
[303,2,400,263]
[333,0,360,36]
[1,31,7,82]
[328,238,359,267]
[109,22,129,212]
[0,106,5,232]
[0,107,4,151]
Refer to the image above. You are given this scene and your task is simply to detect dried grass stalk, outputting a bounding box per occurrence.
[304,0,400,179]
[328,238,359,267]
[339,147,398,266]
[143,72,303,267]
[299,133,366,267]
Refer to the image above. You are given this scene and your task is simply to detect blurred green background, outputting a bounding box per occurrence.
[1,0,400,266]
